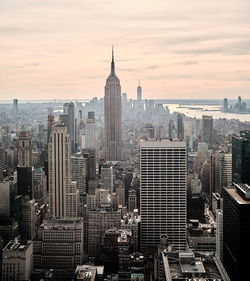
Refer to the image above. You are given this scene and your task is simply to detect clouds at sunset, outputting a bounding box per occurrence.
[0,0,250,100]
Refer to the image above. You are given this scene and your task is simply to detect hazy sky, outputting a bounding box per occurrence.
[1,0,250,100]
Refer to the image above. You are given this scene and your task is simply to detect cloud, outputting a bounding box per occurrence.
[0,0,250,99]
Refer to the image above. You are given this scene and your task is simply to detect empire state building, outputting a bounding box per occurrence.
[104,48,122,161]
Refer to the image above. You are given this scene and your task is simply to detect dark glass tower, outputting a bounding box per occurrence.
[232,130,250,184]
[223,183,250,281]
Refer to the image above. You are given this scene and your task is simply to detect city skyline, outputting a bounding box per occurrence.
[1,0,250,100]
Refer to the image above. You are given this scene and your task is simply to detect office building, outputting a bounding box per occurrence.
[137,81,142,100]
[88,209,121,261]
[223,98,228,112]
[48,123,79,217]
[232,130,250,184]
[140,140,187,251]
[168,120,175,139]
[18,131,32,167]
[218,152,232,190]
[0,145,4,182]
[216,209,223,262]
[33,217,84,280]
[19,197,36,241]
[223,183,250,281]
[17,131,34,199]
[63,102,76,152]
[47,114,55,143]
[71,153,87,195]
[2,240,33,281]
[104,47,122,161]
[128,188,137,212]
[202,115,213,148]
[86,111,96,149]
[101,164,113,191]
[177,113,184,140]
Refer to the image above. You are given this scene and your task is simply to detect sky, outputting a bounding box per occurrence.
[0,0,250,100]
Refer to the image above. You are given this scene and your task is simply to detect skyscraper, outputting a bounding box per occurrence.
[232,130,250,185]
[48,123,78,217]
[47,114,55,143]
[177,113,184,140]
[17,131,34,199]
[223,183,250,281]
[18,131,32,167]
[140,140,187,251]
[202,115,213,147]
[104,47,122,161]
[137,81,142,100]
[63,102,76,152]
[86,111,96,149]
[168,120,175,139]
[223,98,228,112]
[0,145,4,182]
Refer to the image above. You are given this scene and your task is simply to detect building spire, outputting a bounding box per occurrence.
[111,45,115,75]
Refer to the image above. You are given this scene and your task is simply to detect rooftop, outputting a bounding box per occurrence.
[140,139,186,148]
[225,187,250,205]
[162,250,230,281]
[4,240,31,252]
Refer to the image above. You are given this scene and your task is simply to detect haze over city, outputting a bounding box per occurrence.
[1,0,250,100]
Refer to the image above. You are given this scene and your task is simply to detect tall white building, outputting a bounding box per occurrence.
[140,140,187,251]
[48,123,79,218]
[218,152,232,190]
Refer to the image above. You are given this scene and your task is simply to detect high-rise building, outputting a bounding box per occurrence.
[71,153,87,196]
[209,151,220,206]
[223,98,228,112]
[168,120,175,139]
[17,131,34,199]
[116,185,125,207]
[0,181,12,223]
[19,197,36,241]
[2,240,33,281]
[137,81,142,100]
[202,115,213,148]
[216,209,223,262]
[128,188,137,212]
[232,130,250,184]
[63,102,76,152]
[101,164,113,191]
[47,114,55,143]
[177,113,184,140]
[48,123,78,217]
[140,140,187,251]
[104,47,122,161]
[88,209,121,261]
[86,112,96,149]
[18,131,32,167]
[223,183,250,281]
[13,99,18,116]
[218,152,232,191]
[0,145,4,182]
